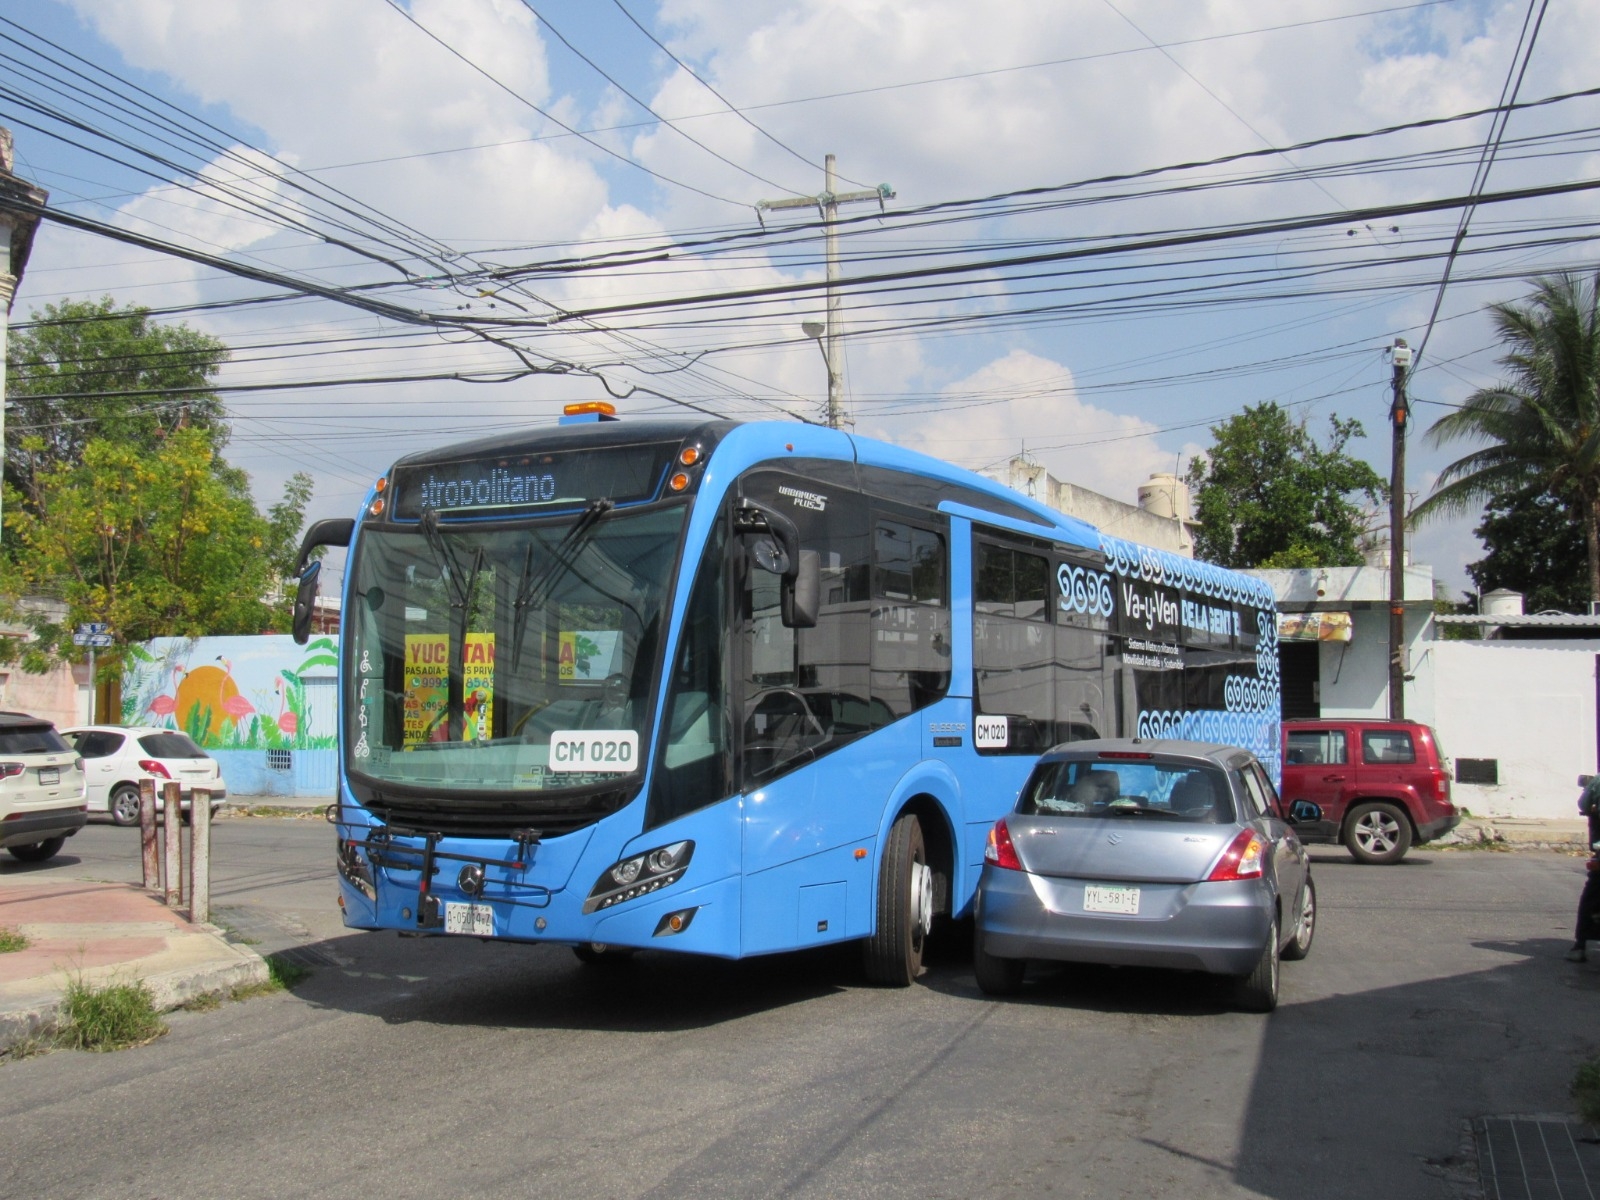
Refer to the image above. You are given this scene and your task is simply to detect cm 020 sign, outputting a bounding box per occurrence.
[549,730,640,773]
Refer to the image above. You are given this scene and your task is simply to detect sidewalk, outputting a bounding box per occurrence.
[1442,816,1591,850]
[0,874,267,1053]
[219,793,332,814]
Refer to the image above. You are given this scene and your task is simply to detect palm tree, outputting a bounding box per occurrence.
[1414,271,1600,602]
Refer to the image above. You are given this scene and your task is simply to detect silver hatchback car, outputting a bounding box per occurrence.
[974,738,1319,1012]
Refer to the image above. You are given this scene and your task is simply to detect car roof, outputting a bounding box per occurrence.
[1282,718,1433,729]
[0,711,58,729]
[64,725,173,735]
[1037,737,1251,768]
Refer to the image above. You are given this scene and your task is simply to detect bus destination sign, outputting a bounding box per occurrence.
[390,441,681,519]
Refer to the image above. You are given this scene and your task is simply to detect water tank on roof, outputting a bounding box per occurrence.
[1481,588,1524,617]
[1138,473,1191,522]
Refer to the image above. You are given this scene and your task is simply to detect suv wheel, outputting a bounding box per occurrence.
[6,837,66,863]
[1344,801,1413,864]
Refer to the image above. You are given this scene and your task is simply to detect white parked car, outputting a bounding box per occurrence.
[63,725,227,826]
[0,712,87,862]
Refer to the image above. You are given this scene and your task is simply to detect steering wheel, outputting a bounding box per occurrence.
[748,687,826,740]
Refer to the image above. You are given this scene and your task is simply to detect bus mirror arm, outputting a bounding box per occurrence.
[735,501,817,629]
[290,517,355,645]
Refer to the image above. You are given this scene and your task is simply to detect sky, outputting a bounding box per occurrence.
[4,0,1598,600]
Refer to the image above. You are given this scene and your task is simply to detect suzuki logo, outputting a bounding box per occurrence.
[1107,832,1123,845]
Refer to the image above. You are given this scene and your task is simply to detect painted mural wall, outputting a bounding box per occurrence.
[123,635,340,797]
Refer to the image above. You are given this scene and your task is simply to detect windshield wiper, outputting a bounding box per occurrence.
[511,498,614,670]
[419,510,486,740]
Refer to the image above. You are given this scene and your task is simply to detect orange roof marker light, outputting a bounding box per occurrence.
[368,476,388,516]
[559,400,619,425]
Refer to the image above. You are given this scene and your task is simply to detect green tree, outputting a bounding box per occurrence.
[1186,402,1387,568]
[5,297,229,508]
[1465,484,1587,613]
[1414,271,1600,600]
[0,429,311,671]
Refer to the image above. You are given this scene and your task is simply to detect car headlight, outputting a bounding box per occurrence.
[584,841,693,914]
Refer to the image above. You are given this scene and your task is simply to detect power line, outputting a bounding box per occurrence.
[515,0,808,196]
[378,0,747,209]
[1413,0,1551,365]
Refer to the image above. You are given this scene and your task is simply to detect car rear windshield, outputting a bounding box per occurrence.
[0,724,71,756]
[137,732,208,759]
[1019,759,1236,824]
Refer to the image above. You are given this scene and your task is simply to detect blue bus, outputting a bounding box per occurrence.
[293,406,1280,985]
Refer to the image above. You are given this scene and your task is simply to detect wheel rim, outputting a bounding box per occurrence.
[910,859,934,944]
[1296,886,1315,948]
[1355,811,1400,854]
[113,792,138,823]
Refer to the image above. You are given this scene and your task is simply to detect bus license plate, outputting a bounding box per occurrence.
[1083,885,1140,915]
[444,902,494,936]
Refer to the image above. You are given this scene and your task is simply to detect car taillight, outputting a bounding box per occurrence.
[0,762,23,779]
[1430,768,1450,801]
[1208,828,1265,881]
[139,759,172,779]
[984,818,1023,871]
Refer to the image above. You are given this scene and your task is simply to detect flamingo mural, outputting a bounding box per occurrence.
[124,636,339,750]
[274,677,299,736]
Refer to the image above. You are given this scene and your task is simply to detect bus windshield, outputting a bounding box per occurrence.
[343,502,687,798]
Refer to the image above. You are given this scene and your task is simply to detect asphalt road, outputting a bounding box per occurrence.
[2,821,1596,1200]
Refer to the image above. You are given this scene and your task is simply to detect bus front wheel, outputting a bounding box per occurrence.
[863,813,931,987]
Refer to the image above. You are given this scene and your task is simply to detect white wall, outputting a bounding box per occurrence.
[1430,640,1599,819]
[1316,607,1435,724]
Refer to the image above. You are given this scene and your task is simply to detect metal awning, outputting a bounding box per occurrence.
[1434,613,1600,627]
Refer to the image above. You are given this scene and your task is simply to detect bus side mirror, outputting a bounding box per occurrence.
[783,549,820,629]
[292,561,321,645]
[290,517,355,645]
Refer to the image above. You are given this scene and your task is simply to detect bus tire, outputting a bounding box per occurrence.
[863,812,931,987]
[572,942,633,966]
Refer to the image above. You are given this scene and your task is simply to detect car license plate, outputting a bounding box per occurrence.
[38,767,59,786]
[444,901,494,936]
[1083,884,1140,915]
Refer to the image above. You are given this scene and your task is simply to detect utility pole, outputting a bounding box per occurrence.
[757,159,894,429]
[1388,337,1413,720]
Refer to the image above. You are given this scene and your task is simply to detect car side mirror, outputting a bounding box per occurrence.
[1287,799,1321,825]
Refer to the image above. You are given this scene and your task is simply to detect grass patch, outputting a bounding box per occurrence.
[265,953,310,990]
[0,926,29,953]
[58,978,166,1052]
[1574,1057,1600,1125]
[180,991,222,1013]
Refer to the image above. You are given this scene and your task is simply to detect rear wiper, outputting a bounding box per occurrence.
[511,498,614,670]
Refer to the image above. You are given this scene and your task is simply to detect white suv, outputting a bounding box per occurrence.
[0,712,87,863]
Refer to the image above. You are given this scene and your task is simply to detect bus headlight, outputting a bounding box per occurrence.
[584,841,694,913]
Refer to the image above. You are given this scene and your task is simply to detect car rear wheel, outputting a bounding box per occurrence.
[973,935,1025,996]
[1235,916,1280,1013]
[109,785,142,827]
[863,813,931,986]
[6,837,67,863]
[1281,876,1316,961]
[1344,802,1412,864]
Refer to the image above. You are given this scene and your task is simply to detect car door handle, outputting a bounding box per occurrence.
[1322,774,1346,782]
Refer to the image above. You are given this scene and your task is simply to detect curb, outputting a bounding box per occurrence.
[0,936,269,1056]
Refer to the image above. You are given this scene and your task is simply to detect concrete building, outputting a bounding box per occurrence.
[984,455,1198,555]
[1249,564,1437,724]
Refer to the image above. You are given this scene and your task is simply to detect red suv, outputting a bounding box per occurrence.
[1280,719,1459,864]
